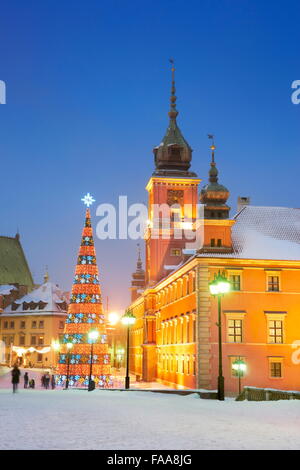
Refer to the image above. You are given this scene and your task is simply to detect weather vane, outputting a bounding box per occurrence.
[81,193,96,207]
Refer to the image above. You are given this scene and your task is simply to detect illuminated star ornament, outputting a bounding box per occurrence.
[81,193,96,207]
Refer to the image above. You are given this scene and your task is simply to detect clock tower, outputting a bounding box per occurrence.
[145,63,200,285]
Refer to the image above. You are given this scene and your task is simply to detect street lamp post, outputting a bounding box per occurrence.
[209,271,231,401]
[121,311,136,389]
[232,357,247,395]
[88,330,99,391]
[65,342,73,390]
[51,340,60,370]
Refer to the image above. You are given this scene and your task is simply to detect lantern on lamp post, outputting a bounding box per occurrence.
[209,271,231,401]
[232,357,247,395]
[121,311,136,389]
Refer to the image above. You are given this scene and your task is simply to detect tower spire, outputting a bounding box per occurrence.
[152,60,196,177]
[200,136,230,220]
[208,134,218,183]
[136,243,143,272]
[169,58,178,120]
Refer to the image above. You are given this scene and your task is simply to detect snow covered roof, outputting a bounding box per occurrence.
[0,285,17,296]
[198,205,300,260]
[3,281,68,316]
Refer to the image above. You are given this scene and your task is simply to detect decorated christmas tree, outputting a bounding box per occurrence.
[56,194,111,388]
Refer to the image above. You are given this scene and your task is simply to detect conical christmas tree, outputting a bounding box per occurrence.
[56,200,111,388]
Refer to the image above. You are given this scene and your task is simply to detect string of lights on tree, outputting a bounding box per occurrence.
[55,193,112,388]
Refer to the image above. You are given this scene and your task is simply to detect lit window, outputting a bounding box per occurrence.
[267,275,280,292]
[268,320,283,344]
[228,319,243,343]
[171,248,181,256]
[230,274,241,291]
[270,362,282,378]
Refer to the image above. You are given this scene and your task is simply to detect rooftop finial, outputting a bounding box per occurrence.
[208,134,218,183]
[208,134,216,163]
[168,58,178,120]
[44,266,49,283]
[136,243,143,271]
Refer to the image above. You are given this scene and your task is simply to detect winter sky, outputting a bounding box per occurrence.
[0,0,299,311]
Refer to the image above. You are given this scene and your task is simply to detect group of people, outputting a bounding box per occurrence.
[11,365,56,393]
[23,372,35,389]
[41,372,56,390]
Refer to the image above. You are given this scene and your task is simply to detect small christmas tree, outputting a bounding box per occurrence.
[56,195,111,388]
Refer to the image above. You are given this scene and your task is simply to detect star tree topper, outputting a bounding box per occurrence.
[81,193,96,207]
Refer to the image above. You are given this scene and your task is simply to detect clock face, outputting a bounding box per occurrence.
[167,190,184,207]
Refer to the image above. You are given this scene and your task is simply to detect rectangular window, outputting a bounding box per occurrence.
[20,321,26,329]
[269,320,283,344]
[210,239,215,247]
[228,319,243,343]
[268,275,280,292]
[2,336,7,346]
[230,275,241,291]
[268,358,284,378]
[193,316,196,342]
[10,321,15,329]
[31,336,36,346]
[270,362,282,378]
[32,321,37,329]
[186,314,190,342]
[38,336,44,346]
[170,248,181,256]
[217,239,222,247]
[19,335,25,346]
[37,354,43,362]
[39,321,44,329]
[4,321,8,329]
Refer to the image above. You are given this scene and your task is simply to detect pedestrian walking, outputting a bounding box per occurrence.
[44,372,50,389]
[24,372,29,389]
[11,365,21,393]
[41,374,45,388]
[51,374,56,390]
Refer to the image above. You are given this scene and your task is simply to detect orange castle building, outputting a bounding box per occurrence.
[127,67,300,394]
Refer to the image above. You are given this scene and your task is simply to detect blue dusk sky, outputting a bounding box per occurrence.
[0,0,299,312]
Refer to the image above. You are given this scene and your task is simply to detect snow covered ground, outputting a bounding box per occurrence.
[0,388,299,450]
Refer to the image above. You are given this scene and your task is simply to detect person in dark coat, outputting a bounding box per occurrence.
[11,365,21,393]
[44,372,50,389]
[51,374,56,390]
[24,372,29,389]
[29,378,35,389]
